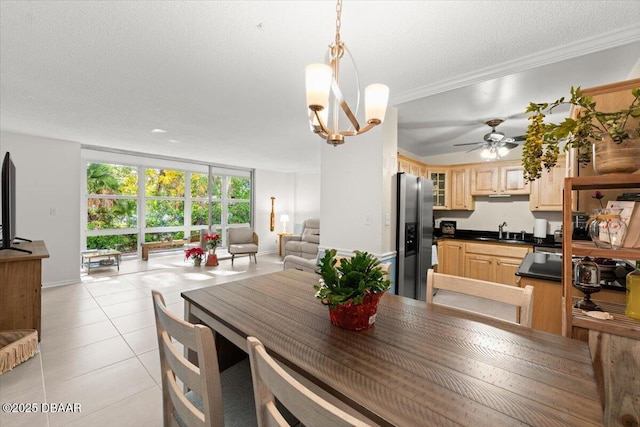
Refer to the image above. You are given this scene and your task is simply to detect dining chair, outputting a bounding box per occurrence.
[246,336,372,427]
[153,291,257,427]
[426,269,534,327]
[152,290,224,427]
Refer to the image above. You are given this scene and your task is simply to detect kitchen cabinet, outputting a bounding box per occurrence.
[471,161,530,196]
[562,172,640,427]
[530,155,566,211]
[427,167,450,210]
[517,276,562,335]
[464,242,531,286]
[450,167,474,210]
[436,240,464,276]
[398,154,426,177]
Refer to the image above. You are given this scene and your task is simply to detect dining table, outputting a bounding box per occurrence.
[181,269,603,427]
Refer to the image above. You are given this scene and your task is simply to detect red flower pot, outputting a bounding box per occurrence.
[328,291,385,331]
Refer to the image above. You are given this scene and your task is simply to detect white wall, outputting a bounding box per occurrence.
[434,196,562,236]
[292,172,320,233]
[254,170,296,253]
[1,131,81,286]
[320,108,397,256]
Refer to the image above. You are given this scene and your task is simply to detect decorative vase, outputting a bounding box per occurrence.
[193,258,202,267]
[592,135,640,175]
[206,249,219,267]
[328,291,385,331]
[588,208,628,250]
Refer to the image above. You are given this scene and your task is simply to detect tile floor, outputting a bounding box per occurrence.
[0,252,515,427]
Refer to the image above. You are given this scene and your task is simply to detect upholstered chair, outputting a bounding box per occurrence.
[228,227,259,265]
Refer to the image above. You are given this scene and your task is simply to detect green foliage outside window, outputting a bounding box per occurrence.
[87,234,138,253]
[86,163,252,251]
[145,169,185,197]
[145,200,184,227]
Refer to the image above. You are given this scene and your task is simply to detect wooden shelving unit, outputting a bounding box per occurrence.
[562,173,640,427]
[562,173,640,337]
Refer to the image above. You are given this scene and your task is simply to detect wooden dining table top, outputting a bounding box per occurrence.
[181,269,603,427]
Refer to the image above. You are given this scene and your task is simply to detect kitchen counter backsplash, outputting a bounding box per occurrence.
[434,228,561,248]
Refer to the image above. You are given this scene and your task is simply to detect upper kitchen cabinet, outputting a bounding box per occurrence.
[471,161,530,196]
[450,167,474,211]
[530,155,566,211]
[427,167,451,210]
[398,154,426,177]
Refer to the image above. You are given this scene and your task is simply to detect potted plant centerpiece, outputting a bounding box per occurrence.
[314,249,390,331]
[522,86,640,182]
[185,247,205,266]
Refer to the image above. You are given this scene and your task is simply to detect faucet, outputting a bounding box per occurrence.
[498,222,507,239]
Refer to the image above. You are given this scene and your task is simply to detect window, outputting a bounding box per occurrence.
[82,155,254,257]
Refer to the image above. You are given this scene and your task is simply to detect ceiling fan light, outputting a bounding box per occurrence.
[306,63,332,110]
[365,84,389,123]
[498,146,509,157]
[480,148,491,159]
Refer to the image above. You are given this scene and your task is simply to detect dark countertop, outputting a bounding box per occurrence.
[516,253,562,282]
[434,228,562,249]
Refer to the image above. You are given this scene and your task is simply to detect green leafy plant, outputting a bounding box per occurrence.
[314,249,390,308]
[522,86,640,182]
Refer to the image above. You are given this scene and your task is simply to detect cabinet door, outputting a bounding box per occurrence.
[471,166,498,195]
[428,168,450,210]
[464,254,494,282]
[441,241,464,276]
[436,244,444,273]
[495,256,523,286]
[500,165,530,195]
[530,156,566,211]
[450,168,474,210]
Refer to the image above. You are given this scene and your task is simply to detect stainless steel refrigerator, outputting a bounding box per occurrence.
[396,173,433,301]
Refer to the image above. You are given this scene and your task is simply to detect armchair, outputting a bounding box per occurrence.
[282,219,320,259]
[228,227,259,266]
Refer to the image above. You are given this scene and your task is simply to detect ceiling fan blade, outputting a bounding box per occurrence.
[512,135,526,142]
[465,145,484,153]
[453,142,484,146]
[504,142,518,149]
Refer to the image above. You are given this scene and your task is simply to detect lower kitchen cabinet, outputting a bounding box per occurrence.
[437,240,464,276]
[516,276,562,335]
[464,242,531,287]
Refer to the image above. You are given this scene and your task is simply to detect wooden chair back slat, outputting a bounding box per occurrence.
[247,336,372,427]
[152,290,224,427]
[426,269,534,327]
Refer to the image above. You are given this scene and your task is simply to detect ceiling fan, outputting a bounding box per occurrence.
[453,119,524,159]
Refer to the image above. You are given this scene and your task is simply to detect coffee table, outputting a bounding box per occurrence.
[81,249,121,273]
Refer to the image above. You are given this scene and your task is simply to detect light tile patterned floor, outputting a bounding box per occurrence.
[1,252,284,427]
[0,252,515,426]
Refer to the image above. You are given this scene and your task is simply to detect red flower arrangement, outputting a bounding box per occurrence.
[185,247,205,261]
[204,233,221,249]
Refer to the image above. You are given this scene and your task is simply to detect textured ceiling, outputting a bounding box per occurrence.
[1,1,639,172]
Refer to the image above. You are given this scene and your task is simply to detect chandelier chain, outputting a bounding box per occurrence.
[335,0,342,45]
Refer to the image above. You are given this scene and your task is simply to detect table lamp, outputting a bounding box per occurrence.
[280,215,289,233]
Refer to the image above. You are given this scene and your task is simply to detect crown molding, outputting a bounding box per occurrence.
[390,25,640,106]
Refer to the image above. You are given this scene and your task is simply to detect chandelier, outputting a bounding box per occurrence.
[305,0,389,146]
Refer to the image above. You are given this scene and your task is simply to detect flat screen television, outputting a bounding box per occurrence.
[1,152,31,253]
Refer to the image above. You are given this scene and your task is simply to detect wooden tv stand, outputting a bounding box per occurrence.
[0,241,49,341]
